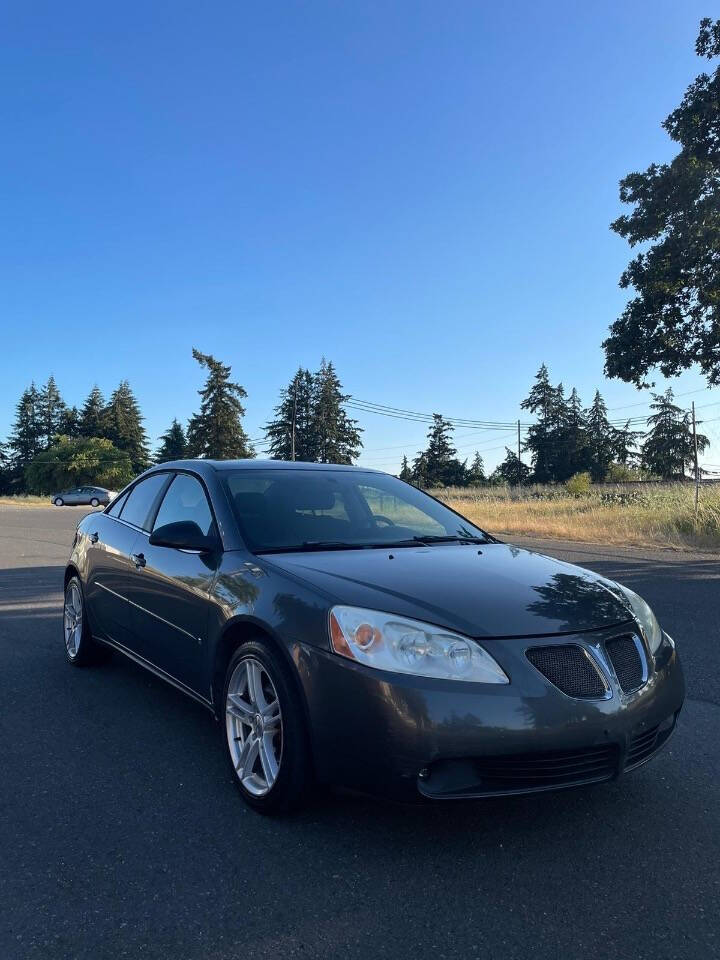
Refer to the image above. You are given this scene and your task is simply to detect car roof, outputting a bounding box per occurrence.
[147,458,385,476]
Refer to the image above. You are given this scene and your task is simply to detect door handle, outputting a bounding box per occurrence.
[131,552,146,569]
[89,531,99,544]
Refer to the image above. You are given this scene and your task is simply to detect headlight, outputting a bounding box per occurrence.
[329,606,509,683]
[615,584,663,654]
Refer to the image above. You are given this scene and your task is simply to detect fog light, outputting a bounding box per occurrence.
[418,767,430,781]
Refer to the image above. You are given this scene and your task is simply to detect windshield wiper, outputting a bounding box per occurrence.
[412,535,489,545]
[257,541,369,554]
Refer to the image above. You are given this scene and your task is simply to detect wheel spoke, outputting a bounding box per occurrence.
[259,734,279,785]
[226,694,254,722]
[246,660,267,711]
[262,702,281,731]
[238,735,260,779]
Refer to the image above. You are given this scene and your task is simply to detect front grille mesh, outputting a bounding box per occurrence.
[526,644,606,699]
[605,635,644,693]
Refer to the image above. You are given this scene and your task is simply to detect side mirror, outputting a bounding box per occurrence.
[149,520,218,553]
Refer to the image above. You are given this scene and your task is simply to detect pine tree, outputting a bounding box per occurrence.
[414,414,467,487]
[103,380,150,473]
[411,451,429,487]
[491,448,532,485]
[265,368,317,461]
[186,349,254,460]
[0,440,11,493]
[156,419,187,462]
[642,389,708,478]
[310,359,362,464]
[79,386,107,438]
[38,376,67,449]
[584,391,615,480]
[612,419,642,467]
[59,406,80,438]
[564,387,591,478]
[468,451,486,485]
[521,364,557,482]
[398,455,412,482]
[9,383,43,469]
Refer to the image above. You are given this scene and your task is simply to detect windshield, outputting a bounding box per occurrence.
[223,469,492,553]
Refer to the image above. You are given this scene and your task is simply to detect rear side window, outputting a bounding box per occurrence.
[153,473,215,537]
[120,474,169,530]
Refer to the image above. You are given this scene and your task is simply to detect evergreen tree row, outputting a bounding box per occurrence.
[2,351,364,493]
[397,364,709,488]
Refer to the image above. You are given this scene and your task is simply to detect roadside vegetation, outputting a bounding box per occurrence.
[435,482,720,551]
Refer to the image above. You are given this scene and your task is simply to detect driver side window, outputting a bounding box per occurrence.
[153,473,215,538]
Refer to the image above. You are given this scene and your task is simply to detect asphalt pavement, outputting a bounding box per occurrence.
[1,506,718,960]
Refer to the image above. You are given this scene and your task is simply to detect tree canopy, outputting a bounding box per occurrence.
[604,19,720,386]
[25,436,134,493]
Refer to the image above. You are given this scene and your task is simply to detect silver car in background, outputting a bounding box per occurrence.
[51,486,112,507]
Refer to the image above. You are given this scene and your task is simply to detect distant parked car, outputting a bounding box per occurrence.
[51,486,112,508]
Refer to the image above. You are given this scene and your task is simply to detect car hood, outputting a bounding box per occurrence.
[262,542,634,638]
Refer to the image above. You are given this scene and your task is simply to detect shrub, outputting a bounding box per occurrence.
[565,471,592,496]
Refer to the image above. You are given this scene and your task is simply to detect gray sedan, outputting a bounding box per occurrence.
[63,459,684,814]
[51,486,112,507]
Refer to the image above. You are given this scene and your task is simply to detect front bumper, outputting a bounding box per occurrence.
[297,627,685,800]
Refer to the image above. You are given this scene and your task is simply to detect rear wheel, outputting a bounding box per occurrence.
[63,577,108,666]
[54,498,63,506]
[222,640,312,814]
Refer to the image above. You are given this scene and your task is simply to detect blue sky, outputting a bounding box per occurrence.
[2,1,718,472]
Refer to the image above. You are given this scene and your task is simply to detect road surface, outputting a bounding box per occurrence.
[1,506,718,959]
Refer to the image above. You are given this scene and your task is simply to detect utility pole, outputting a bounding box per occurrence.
[692,401,699,519]
[291,378,298,461]
[517,420,521,464]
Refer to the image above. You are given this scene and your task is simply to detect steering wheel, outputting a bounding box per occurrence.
[373,515,396,527]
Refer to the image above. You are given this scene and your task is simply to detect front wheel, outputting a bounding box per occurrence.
[222,640,313,814]
[63,577,108,666]
[54,498,64,507]
[90,498,99,507]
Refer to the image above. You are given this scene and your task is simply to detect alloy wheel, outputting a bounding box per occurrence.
[64,582,83,658]
[225,657,283,796]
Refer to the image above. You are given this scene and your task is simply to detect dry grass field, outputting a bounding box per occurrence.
[0,495,52,508]
[434,482,720,551]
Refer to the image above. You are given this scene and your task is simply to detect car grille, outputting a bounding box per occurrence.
[605,635,644,693]
[526,644,607,699]
[473,743,618,793]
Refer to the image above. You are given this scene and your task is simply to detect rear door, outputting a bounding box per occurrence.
[126,472,220,693]
[84,473,171,649]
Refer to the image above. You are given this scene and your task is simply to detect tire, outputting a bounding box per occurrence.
[63,577,109,666]
[90,498,99,507]
[55,498,64,507]
[222,640,313,814]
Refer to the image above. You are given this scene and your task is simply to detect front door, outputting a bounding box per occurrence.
[125,473,219,694]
